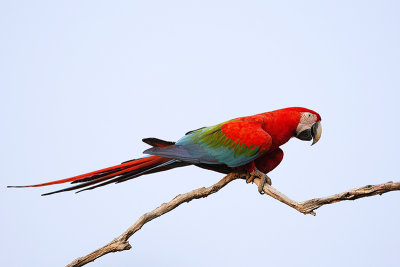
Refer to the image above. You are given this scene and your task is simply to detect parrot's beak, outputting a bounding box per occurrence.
[295,121,322,145]
[311,121,322,146]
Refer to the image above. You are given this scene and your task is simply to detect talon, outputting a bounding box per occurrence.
[246,169,259,184]
[258,183,265,194]
[258,174,272,195]
[246,167,273,194]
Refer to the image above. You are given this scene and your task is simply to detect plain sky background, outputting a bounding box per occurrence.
[1,1,399,266]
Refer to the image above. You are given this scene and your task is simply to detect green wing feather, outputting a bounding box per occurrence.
[145,119,272,167]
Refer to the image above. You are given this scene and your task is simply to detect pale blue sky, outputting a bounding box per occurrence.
[2,1,400,266]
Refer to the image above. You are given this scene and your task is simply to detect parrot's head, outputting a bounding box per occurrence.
[292,108,322,145]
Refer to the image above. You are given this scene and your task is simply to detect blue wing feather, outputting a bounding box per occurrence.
[144,120,270,167]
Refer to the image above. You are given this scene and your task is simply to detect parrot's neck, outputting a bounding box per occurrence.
[261,110,300,150]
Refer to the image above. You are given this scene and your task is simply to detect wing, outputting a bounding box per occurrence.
[144,119,272,167]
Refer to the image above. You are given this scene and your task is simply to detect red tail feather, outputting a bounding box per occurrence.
[8,138,181,195]
[9,156,158,188]
[8,156,175,195]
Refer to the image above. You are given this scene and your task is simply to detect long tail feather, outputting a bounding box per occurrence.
[8,155,182,196]
[41,157,177,196]
[7,156,156,188]
[74,160,187,194]
[8,137,185,196]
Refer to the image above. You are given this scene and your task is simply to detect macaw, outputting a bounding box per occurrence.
[9,107,322,196]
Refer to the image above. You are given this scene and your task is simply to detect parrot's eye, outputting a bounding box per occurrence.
[300,112,315,124]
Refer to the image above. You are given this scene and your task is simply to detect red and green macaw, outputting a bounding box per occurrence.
[9,107,322,195]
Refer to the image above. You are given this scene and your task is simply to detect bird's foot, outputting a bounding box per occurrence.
[246,168,272,194]
[258,174,272,194]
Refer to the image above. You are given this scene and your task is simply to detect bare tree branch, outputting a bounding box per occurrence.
[66,173,242,267]
[66,174,400,267]
[252,178,400,215]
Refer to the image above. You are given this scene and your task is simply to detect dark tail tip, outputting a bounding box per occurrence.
[142,138,175,147]
[41,191,57,196]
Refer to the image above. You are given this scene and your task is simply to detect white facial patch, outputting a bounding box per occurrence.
[296,112,318,134]
[300,112,317,125]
